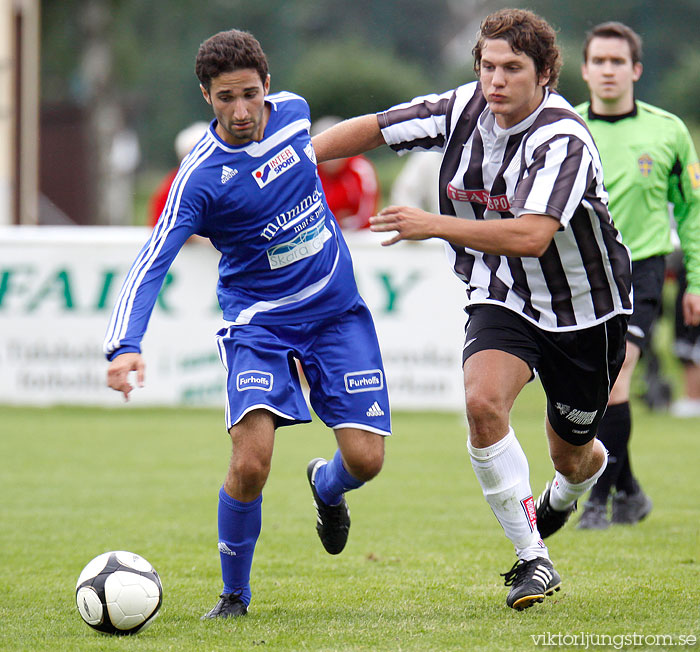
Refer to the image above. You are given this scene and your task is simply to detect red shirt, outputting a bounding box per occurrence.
[317,155,379,230]
[147,168,178,227]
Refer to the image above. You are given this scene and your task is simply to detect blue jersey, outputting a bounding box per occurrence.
[104,92,360,359]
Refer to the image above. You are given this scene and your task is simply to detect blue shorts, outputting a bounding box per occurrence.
[216,300,391,436]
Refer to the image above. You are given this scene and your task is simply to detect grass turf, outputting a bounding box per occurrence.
[1,382,698,651]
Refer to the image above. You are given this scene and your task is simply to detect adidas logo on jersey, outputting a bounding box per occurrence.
[366,401,384,417]
[221,165,238,184]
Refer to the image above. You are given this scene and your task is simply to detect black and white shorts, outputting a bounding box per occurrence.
[462,304,628,446]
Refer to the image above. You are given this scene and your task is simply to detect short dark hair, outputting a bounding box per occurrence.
[472,8,562,89]
[195,29,269,91]
[583,22,643,64]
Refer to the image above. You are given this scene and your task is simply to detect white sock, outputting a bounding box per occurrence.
[549,449,608,511]
[468,428,548,561]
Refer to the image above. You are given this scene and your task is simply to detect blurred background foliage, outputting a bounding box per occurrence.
[40,0,700,222]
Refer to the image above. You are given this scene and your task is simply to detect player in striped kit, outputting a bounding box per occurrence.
[103,29,391,619]
[312,9,632,610]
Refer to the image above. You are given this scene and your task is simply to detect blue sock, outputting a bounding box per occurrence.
[217,488,262,606]
[314,449,364,506]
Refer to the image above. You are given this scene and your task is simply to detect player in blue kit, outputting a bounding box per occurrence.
[103,29,391,619]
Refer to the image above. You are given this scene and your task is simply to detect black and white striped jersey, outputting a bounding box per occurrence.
[378,82,632,332]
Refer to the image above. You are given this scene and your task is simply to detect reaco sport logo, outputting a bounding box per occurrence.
[253,146,300,188]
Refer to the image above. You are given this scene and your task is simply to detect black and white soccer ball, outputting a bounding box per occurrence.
[75,551,163,635]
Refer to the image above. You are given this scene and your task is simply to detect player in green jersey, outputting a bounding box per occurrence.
[575,21,700,529]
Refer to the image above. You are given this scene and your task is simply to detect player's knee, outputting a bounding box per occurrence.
[362,450,384,481]
[230,456,271,494]
[344,447,384,482]
[466,390,501,420]
[465,392,508,436]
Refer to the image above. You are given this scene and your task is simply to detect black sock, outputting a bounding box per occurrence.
[588,402,631,504]
[615,455,640,495]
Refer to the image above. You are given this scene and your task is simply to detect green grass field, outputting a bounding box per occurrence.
[1,382,698,651]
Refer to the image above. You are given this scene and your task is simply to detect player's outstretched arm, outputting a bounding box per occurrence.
[312,114,386,163]
[107,352,145,401]
[370,207,560,257]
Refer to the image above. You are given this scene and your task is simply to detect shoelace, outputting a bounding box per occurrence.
[500,559,531,587]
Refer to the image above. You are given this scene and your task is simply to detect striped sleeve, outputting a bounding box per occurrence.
[377,89,456,154]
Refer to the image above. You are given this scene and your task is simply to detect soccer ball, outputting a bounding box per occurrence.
[75,551,163,635]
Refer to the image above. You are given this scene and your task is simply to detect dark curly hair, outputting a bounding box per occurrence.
[472,9,562,89]
[195,29,269,91]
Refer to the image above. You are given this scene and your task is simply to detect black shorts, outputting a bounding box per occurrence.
[674,265,700,363]
[628,256,666,350]
[462,305,628,446]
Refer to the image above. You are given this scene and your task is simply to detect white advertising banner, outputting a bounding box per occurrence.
[0,227,467,410]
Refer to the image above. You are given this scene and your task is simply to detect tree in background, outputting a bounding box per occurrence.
[40,0,700,224]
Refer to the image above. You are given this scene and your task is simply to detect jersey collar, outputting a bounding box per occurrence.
[587,101,638,123]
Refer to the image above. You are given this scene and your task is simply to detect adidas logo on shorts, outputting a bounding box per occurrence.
[366,401,384,417]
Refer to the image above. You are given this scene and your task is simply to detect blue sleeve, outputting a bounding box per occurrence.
[103,178,208,359]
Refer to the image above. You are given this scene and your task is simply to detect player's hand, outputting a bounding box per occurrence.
[369,205,436,246]
[106,352,145,401]
[682,292,700,327]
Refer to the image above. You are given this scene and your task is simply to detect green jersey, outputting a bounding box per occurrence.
[577,100,700,293]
